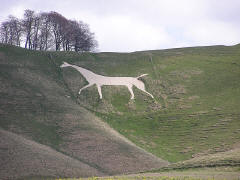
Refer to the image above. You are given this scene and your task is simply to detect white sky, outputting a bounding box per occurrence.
[0,0,240,52]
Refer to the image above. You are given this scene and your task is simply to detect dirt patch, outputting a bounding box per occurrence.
[178,104,192,109]
[189,69,203,75]
[195,110,209,115]
[169,69,203,80]
[169,71,191,79]
[148,101,162,111]
[188,95,200,100]
[169,84,186,95]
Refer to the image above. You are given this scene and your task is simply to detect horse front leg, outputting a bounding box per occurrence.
[78,83,94,95]
[127,85,134,99]
[96,84,103,99]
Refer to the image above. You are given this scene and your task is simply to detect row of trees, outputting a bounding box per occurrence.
[0,9,98,52]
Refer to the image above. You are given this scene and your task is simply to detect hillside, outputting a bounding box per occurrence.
[171,146,240,169]
[0,44,240,179]
[58,44,240,162]
[0,44,168,179]
[0,129,103,179]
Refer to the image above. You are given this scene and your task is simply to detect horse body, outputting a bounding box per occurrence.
[60,62,153,99]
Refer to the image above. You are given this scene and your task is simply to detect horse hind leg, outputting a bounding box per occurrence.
[134,82,154,99]
[143,90,154,99]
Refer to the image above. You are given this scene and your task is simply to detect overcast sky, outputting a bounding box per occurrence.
[0,0,240,52]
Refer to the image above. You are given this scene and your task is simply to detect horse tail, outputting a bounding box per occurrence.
[136,74,148,79]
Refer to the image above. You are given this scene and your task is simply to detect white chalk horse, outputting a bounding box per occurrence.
[60,62,154,99]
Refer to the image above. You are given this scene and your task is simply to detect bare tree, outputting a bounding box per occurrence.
[12,17,22,46]
[0,16,22,46]
[68,20,97,52]
[0,9,98,52]
[32,15,41,50]
[48,11,68,51]
[22,9,35,49]
[39,12,52,50]
[0,21,10,44]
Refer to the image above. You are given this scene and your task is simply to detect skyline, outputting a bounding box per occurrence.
[1,0,240,52]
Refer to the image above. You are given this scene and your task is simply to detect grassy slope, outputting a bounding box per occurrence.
[0,44,168,178]
[0,129,103,179]
[0,44,240,178]
[55,44,240,163]
[91,166,240,180]
[136,148,240,180]
[171,147,240,169]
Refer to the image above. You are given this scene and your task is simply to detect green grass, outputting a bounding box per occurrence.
[0,44,69,148]
[60,177,215,180]
[57,166,240,180]
[77,45,240,163]
[167,147,240,170]
[1,43,240,165]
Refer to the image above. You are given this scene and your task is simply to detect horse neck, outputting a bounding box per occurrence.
[70,64,96,77]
